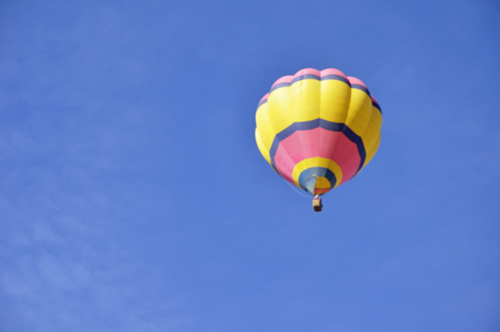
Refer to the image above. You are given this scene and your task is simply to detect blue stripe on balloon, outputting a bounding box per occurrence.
[351,84,370,96]
[372,100,382,114]
[270,82,291,93]
[276,119,319,141]
[269,138,281,169]
[257,98,268,108]
[291,74,351,86]
[269,74,351,95]
[269,119,366,174]
[321,74,350,85]
[291,74,321,84]
[298,167,337,195]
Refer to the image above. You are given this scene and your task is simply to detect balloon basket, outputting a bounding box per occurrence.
[312,197,323,212]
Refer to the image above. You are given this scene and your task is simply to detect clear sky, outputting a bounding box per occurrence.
[1,1,499,331]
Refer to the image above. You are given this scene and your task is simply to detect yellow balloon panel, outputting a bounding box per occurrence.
[344,89,373,137]
[266,88,295,134]
[319,80,351,124]
[255,104,275,153]
[289,79,321,123]
[255,129,271,165]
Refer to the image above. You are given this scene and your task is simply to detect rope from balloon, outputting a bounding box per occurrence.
[274,165,324,212]
[274,166,311,198]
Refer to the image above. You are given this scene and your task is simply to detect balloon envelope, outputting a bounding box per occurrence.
[255,68,382,196]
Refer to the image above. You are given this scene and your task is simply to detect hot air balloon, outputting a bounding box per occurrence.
[255,68,382,212]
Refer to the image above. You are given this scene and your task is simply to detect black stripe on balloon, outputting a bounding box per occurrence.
[269,119,366,174]
[257,98,268,108]
[291,74,320,84]
[351,84,370,96]
[321,74,350,85]
[268,74,351,95]
[269,138,281,169]
[372,100,382,114]
[290,74,352,86]
[276,119,319,141]
[269,82,291,93]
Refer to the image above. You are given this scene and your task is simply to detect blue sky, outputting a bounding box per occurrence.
[1,0,499,331]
